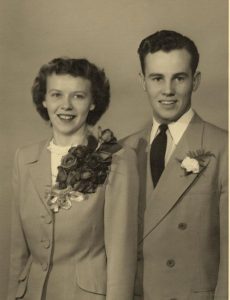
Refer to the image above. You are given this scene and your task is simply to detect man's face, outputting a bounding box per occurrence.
[141,49,200,124]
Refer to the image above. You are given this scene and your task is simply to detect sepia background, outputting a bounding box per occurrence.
[0,0,228,298]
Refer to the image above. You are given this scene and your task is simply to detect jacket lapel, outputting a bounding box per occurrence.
[27,139,52,215]
[132,126,152,241]
[142,114,210,241]
[135,129,151,202]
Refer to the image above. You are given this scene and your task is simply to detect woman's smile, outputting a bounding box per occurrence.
[57,113,76,121]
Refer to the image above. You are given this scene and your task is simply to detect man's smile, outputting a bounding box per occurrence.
[158,99,178,105]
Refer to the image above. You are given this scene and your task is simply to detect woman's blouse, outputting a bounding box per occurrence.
[47,139,77,185]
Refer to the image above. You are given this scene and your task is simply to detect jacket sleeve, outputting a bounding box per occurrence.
[7,149,30,300]
[214,140,228,300]
[104,146,139,300]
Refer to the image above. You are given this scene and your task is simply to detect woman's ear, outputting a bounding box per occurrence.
[192,71,201,91]
[42,100,47,108]
[89,103,95,111]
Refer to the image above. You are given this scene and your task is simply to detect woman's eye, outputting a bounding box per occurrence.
[51,92,62,98]
[73,94,85,99]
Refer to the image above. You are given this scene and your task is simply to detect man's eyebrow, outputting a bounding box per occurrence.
[147,73,164,77]
[146,72,189,78]
[173,72,189,77]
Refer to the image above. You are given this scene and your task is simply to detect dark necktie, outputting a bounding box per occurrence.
[150,124,168,187]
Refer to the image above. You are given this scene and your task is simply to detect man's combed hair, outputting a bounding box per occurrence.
[138,30,199,74]
[32,57,110,126]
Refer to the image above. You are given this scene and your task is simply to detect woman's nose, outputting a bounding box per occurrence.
[61,95,72,109]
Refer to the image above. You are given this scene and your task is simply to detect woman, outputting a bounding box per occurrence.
[8,58,138,300]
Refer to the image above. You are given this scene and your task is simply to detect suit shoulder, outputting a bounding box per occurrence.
[201,121,228,161]
[113,143,137,164]
[120,127,149,149]
[203,122,228,146]
[204,121,227,135]
[109,145,138,184]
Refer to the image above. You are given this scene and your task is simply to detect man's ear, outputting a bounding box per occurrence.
[139,72,146,91]
[192,71,201,91]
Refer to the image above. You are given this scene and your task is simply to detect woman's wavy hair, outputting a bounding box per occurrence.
[32,57,110,125]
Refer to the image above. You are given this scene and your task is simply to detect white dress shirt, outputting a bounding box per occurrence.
[150,109,194,165]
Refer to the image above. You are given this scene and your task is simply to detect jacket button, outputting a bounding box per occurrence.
[166,259,175,268]
[178,222,187,230]
[40,214,52,224]
[41,239,50,249]
[41,262,48,271]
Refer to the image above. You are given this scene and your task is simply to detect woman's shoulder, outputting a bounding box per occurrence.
[15,138,50,164]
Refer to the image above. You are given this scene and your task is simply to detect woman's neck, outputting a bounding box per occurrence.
[52,126,89,147]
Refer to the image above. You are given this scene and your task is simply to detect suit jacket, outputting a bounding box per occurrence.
[7,138,139,300]
[122,113,228,300]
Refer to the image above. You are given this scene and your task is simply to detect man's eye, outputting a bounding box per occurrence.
[151,77,162,82]
[176,76,185,82]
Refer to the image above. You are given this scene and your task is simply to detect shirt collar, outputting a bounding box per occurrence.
[150,108,194,145]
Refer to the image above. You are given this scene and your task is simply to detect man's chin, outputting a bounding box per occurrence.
[154,113,181,124]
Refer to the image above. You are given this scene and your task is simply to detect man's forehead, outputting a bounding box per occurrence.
[144,49,192,73]
[145,49,192,62]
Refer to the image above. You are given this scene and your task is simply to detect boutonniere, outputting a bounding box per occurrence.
[46,127,119,213]
[178,149,215,176]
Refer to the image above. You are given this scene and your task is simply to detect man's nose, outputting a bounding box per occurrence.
[162,80,175,96]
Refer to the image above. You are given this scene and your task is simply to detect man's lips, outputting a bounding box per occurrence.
[57,114,76,120]
[159,99,177,105]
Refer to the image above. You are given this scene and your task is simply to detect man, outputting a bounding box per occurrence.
[123,30,228,299]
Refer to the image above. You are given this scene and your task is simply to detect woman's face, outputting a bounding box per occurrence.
[43,74,95,141]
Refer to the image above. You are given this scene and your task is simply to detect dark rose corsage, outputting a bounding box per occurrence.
[46,127,120,212]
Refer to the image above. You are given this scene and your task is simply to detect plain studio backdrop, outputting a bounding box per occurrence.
[0,0,228,298]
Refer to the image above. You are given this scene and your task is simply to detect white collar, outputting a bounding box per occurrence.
[150,108,194,145]
[47,139,78,155]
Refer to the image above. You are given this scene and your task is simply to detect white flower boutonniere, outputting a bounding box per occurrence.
[181,157,200,174]
[179,149,215,176]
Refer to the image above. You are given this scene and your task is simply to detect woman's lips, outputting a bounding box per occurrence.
[57,114,76,120]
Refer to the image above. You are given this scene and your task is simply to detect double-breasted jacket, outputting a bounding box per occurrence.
[123,113,228,300]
